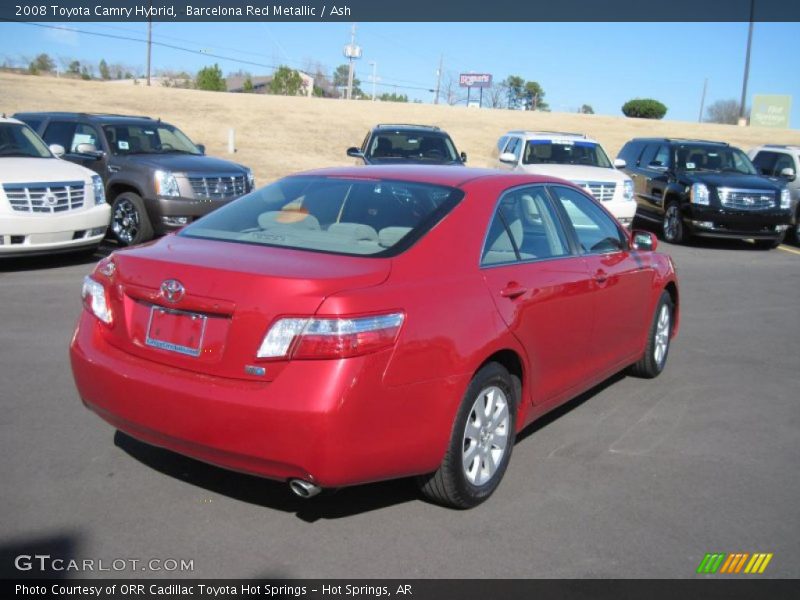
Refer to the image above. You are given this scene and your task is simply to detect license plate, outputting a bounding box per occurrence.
[145,306,207,357]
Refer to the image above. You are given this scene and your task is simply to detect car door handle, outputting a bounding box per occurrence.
[108,165,120,173]
[594,270,608,284]
[500,283,527,299]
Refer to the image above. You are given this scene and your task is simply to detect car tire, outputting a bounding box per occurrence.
[630,291,674,379]
[662,201,687,244]
[111,192,153,246]
[417,362,517,509]
[753,233,785,250]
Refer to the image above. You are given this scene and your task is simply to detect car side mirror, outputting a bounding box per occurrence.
[614,158,626,169]
[76,143,104,159]
[499,152,517,164]
[460,151,468,163]
[49,144,65,158]
[196,143,206,155]
[780,166,796,181]
[631,230,657,252]
[347,147,364,158]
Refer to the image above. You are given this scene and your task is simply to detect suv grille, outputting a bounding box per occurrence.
[188,174,246,200]
[575,181,617,202]
[719,188,776,211]
[3,181,86,213]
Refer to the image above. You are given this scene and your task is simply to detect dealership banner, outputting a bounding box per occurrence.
[750,95,792,129]
[1,0,799,22]
[5,579,800,600]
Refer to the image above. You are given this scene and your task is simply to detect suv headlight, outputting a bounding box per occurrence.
[246,168,255,192]
[690,183,710,205]
[622,179,634,201]
[780,188,791,209]
[154,170,180,197]
[91,175,106,205]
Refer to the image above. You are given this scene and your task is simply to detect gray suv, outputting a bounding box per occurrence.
[15,112,254,245]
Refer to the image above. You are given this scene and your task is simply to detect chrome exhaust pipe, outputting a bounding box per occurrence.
[289,479,322,499]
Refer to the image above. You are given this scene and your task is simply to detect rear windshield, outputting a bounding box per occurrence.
[181,176,464,256]
[365,131,459,163]
[523,140,612,168]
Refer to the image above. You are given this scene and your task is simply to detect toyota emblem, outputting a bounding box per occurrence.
[160,279,185,303]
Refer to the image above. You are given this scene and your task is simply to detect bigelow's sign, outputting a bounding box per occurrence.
[459,74,493,88]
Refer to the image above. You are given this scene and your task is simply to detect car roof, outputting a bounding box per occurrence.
[373,124,443,133]
[754,144,800,152]
[0,116,25,125]
[287,165,572,189]
[629,137,730,146]
[14,111,158,124]
[506,130,595,142]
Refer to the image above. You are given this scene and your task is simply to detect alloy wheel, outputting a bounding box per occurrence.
[462,385,510,486]
[112,198,140,244]
[653,304,671,367]
[663,205,680,242]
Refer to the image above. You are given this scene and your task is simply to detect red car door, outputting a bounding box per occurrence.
[480,185,597,406]
[549,185,652,375]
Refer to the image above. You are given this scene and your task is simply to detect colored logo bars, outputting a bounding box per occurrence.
[697,553,773,574]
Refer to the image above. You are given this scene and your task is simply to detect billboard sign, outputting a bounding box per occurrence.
[459,73,492,88]
[750,95,792,128]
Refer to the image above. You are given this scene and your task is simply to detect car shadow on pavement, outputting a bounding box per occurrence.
[114,431,420,522]
[0,244,114,272]
[0,531,82,578]
[632,218,780,252]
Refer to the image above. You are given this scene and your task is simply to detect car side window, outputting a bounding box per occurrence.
[619,141,645,167]
[751,151,778,176]
[504,137,521,161]
[773,153,795,175]
[42,121,77,150]
[653,145,671,168]
[638,144,659,169]
[70,123,101,152]
[481,186,570,266]
[551,185,627,254]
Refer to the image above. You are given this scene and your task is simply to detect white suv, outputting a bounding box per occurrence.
[0,117,110,257]
[495,131,637,228]
[748,144,800,242]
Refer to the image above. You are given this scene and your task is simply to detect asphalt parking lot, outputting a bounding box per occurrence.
[1,237,798,579]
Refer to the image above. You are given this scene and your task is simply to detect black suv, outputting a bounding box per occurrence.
[347,124,466,165]
[617,138,792,248]
[15,112,254,245]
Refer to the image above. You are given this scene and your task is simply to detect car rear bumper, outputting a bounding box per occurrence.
[69,312,467,488]
[684,206,791,240]
[0,204,110,256]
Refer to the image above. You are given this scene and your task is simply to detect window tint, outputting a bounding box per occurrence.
[751,151,779,175]
[773,153,795,175]
[182,176,463,257]
[504,137,521,160]
[18,118,43,132]
[551,185,627,254]
[42,121,77,149]
[618,141,645,167]
[481,186,570,266]
[523,140,612,168]
[638,144,659,169]
[675,144,756,174]
[365,132,458,162]
[102,123,200,155]
[70,123,101,152]
[0,123,52,158]
[653,145,671,168]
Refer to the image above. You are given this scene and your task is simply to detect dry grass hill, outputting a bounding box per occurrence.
[2,72,798,184]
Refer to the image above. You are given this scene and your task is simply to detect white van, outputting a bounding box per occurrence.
[0,117,110,257]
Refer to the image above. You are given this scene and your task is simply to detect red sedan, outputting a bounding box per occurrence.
[70,166,679,508]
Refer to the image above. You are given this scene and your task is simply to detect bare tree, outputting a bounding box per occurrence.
[488,82,508,108]
[705,99,743,125]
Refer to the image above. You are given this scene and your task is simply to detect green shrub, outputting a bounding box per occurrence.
[622,98,667,120]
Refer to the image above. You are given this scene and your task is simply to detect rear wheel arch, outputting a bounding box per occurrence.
[475,349,526,419]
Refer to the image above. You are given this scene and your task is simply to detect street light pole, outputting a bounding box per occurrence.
[738,0,755,125]
[369,61,377,101]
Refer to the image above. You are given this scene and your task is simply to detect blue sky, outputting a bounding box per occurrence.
[1,21,798,128]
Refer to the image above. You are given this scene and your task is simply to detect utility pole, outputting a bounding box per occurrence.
[434,54,443,104]
[146,2,152,86]
[369,61,377,100]
[698,77,708,122]
[343,24,362,100]
[738,0,755,125]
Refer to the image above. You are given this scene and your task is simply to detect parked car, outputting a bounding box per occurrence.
[495,131,637,228]
[617,138,792,248]
[748,144,800,242]
[70,166,679,509]
[0,116,110,257]
[347,124,466,165]
[15,112,254,246]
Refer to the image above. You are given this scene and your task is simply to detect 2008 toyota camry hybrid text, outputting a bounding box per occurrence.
[70,166,679,509]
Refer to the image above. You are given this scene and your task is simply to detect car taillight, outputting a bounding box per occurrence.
[257,313,405,360]
[81,275,113,324]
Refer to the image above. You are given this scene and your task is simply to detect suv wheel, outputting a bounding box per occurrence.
[417,362,517,509]
[663,202,687,244]
[111,192,153,246]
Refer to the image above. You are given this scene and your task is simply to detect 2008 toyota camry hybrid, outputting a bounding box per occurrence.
[70,166,679,509]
